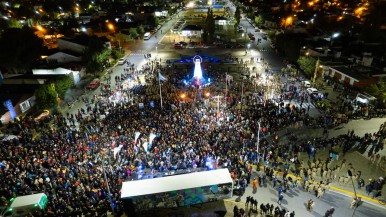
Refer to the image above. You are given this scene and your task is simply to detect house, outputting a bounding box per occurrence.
[181,25,202,38]
[45,50,82,65]
[32,67,82,84]
[214,16,228,30]
[58,34,111,54]
[326,65,385,87]
[0,85,37,124]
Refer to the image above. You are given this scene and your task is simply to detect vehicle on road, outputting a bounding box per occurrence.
[262,34,267,40]
[87,79,101,90]
[307,87,319,95]
[255,28,261,32]
[174,43,184,49]
[301,80,311,88]
[118,58,125,65]
[179,41,188,46]
[144,32,151,40]
[237,29,245,33]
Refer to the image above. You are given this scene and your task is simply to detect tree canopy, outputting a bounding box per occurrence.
[297,56,316,79]
[0,27,43,73]
[34,84,58,110]
[55,76,74,99]
[82,36,111,77]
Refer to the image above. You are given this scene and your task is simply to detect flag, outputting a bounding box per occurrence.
[149,133,157,144]
[226,74,233,83]
[143,142,148,152]
[113,144,123,159]
[134,132,141,143]
[159,72,167,81]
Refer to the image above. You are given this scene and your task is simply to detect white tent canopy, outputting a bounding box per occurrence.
[121,169,233,198]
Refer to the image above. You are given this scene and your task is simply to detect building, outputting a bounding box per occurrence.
[0,85,37,124]
[326,65,385,87]
[181,25,202,38]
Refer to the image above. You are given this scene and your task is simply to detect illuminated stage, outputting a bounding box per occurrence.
[187,55,211,87]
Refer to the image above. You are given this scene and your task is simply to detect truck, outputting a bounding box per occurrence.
[1,193,48,217]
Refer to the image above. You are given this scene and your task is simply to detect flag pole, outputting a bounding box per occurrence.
[158,71,163,109]
[225,72,228,106]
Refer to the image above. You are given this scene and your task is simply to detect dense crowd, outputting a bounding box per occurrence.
[0,60,385,217]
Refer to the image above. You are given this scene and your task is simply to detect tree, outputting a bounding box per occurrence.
[275,32,302,62]
[255,15,264,26]
[34,84,58,110]
[55,76,74,99]
[111,49,123,60]
[363,83,386,106]
[297,56,316,79]
[147,15,159,27]
[129,28,138,39]
[235,6,241,27]
[0,27,43,73]
[136,26,145,38]
[83,36,111,77]
[205,9,215,42]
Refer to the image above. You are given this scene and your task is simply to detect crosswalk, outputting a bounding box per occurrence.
[130,50,151,56]
[281,100,317,110]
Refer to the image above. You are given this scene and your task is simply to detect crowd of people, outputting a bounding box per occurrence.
[0,58,385,217]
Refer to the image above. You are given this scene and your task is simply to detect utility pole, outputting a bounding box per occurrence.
[312,57,320,86]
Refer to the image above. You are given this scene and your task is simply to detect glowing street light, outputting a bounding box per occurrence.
[107,23,114,31]
[332,32,340,38]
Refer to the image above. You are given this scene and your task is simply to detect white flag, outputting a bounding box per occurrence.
[159,72,167,81]
[226,74,233,83]
[134,132,141,143]
[113,144,123,159]
[143,142,148,152]
[149,133,157,144]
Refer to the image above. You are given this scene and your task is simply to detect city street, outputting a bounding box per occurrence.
[57,2,386,216]
[227,179,386,217]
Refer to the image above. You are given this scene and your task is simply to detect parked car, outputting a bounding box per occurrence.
[262,34,267,40]
[255,28,261,32]
[237,29,245,33]
[174,43,183,49]
[87,79,101,90]
[118,58,125,65]
[179,41,188,46]
[307,87,318,95]
[249,35,255,40]
[301,80,311,88]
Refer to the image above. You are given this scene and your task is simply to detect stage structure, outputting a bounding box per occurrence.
[190,55,211,87]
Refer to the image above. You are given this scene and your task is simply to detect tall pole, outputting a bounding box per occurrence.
[257,121,260,161]
[217,95,220,114]
[312,57,320,86]
[225,72,228,106]
[103,157,115,214]
[158,71,163,109]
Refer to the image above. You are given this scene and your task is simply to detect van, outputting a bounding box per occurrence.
[2,193,48,217]
[144,32,151,40]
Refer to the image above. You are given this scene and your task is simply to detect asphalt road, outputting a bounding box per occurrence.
[233,177,386,217]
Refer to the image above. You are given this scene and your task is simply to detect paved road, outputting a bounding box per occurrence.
[231,176,386,217]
